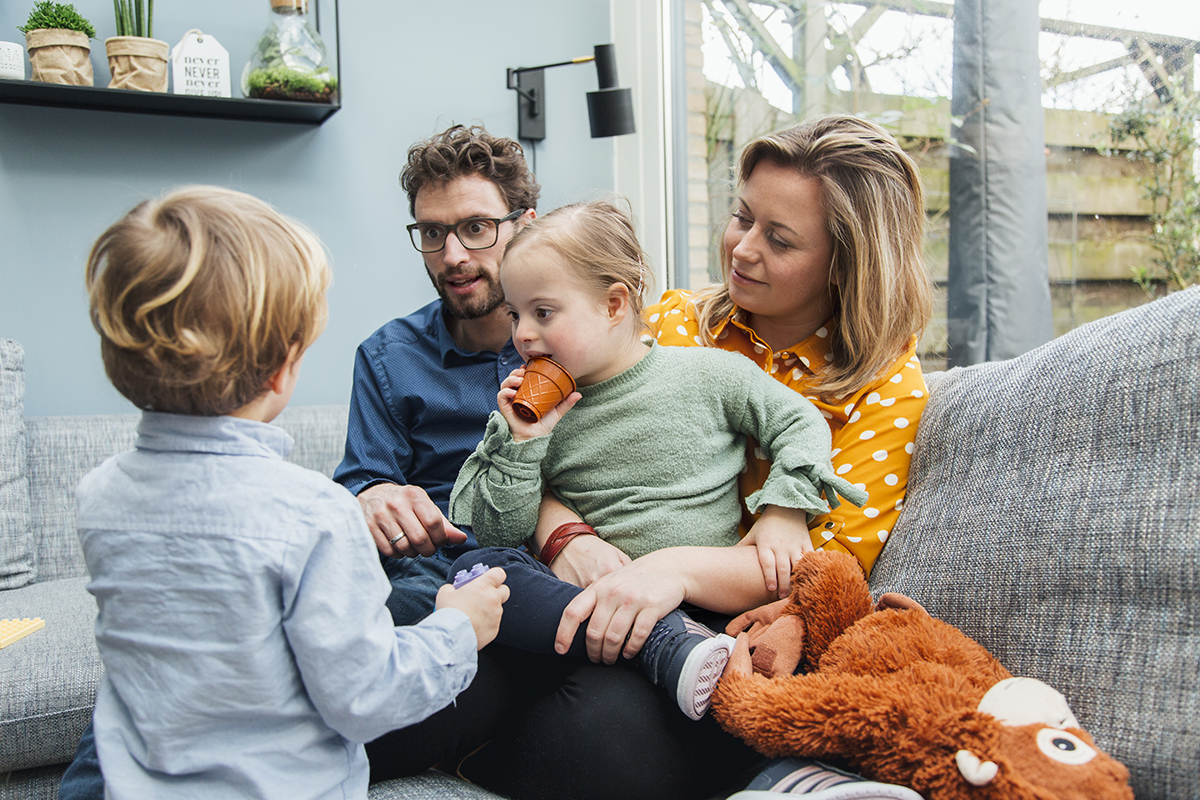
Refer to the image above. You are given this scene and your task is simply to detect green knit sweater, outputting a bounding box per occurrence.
[449,343,867,560]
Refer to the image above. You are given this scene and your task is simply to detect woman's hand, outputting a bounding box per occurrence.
[548,535,631,589]
[496,367,581,442]
[529,493,629,589]
[738,505,814,597]
[554,549,688,665]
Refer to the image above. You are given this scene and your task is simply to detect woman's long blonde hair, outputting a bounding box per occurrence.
[693,114,932,400]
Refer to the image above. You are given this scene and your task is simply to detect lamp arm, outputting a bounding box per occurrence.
[509,56,595,79]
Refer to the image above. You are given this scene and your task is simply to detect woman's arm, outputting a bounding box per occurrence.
[529,494,630,588]
[554,545,775,664]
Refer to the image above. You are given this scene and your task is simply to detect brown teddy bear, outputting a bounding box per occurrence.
[711,550,1133,800]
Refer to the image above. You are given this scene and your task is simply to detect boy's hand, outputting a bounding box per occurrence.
[496,367,581,442]
[435,567,509,650]
[738,505,814,597]
[357,483,468,557]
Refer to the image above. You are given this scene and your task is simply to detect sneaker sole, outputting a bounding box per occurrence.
[676,633,735,720]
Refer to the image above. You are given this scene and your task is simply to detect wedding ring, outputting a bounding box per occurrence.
[389,533,405,546]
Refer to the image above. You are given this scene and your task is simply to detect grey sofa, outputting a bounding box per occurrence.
[2,286,1197,800]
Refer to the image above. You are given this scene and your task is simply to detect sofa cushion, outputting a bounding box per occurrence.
[25,415,139,584]
[0,576,101,773]
[274,404,350,478]
[0,340,34,590]
[870,286,1200,799]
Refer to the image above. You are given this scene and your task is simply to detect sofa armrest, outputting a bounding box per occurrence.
[870,287,1200,800]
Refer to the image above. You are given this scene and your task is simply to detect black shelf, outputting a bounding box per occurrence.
[0,77,339,124]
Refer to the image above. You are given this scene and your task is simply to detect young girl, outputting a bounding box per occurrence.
[448,199,865,719]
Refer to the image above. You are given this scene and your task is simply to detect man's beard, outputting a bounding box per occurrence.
[432,270,505,320]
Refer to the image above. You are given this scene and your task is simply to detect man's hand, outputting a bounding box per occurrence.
[435,567,509,650]
[357,483,468,557]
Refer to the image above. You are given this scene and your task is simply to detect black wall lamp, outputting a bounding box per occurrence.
[506,43,636,141]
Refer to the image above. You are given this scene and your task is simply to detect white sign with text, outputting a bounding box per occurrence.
[171,31,230,98]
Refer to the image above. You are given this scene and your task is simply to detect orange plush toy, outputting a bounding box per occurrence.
[711,550,1133,800]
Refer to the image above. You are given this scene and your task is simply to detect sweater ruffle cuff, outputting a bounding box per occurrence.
[745,463,869,517]
[448,412,549,525]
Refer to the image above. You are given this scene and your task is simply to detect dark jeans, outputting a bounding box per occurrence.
[368,617,762,800]
[383,541,479,626]
[449,546,597,660]
[57,723,102,800]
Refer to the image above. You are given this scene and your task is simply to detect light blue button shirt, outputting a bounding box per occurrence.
[78,412,477,800]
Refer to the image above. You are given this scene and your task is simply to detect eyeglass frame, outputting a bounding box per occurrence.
[406,208,527,253]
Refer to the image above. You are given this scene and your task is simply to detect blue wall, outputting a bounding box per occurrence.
[0,0,616,416]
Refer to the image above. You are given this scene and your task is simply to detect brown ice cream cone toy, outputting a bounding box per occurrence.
[513,357,576,423]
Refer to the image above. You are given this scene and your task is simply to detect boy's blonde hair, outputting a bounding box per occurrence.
[693,114,932,400]
[86,186,331,416]
[504,198,653,328]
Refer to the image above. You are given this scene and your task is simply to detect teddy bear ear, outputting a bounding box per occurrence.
[977,677,1080,729]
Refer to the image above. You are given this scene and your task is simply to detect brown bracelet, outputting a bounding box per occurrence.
[539,522,598,566]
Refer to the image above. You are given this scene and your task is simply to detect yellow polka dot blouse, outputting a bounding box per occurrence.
[645,290,929,576]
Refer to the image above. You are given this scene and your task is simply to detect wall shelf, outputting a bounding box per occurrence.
[0,77,339,124]
[1,0,340,125]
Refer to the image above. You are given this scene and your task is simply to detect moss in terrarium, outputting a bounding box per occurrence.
[18,1,96,37]
[246,65,337,103]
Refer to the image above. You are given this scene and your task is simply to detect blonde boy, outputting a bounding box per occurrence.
[79,186,507,799]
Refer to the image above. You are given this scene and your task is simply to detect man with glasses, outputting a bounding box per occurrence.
[333,124,539,625]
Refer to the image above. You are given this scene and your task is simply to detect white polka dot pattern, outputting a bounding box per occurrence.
[642,288,930,576]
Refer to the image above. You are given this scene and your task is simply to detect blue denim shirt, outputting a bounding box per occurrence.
[334,300,522,516]
[78,412,477,799]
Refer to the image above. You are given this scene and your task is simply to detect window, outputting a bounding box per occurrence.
[658,0,1198,367]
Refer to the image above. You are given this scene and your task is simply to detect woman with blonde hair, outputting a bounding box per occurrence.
[652,113,934,585]
[535,116,931,614]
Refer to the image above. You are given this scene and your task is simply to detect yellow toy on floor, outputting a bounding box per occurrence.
[0,617,44,648]
[712,551,1133,800]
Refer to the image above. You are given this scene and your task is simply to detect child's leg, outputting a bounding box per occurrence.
[450,548,733,721]
[448,548,591,660]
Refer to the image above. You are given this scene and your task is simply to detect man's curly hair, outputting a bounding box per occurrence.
[400,124,540,217]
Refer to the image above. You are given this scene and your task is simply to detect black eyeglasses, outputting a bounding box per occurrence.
[406,208,526,253]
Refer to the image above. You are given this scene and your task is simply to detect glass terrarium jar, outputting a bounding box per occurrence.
[241,0,337,103]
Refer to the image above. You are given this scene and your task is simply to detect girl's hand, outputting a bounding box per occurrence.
[738,505,814,597]
[496,366,582,442]
[554,550,688,664]
[435,567,509,651]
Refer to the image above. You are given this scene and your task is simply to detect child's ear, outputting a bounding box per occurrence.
[265,343,303,395]
[606,282,631,324]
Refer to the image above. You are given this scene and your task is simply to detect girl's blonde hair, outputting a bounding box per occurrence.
[693,114,932,400]
[86,186,331,416]
[504,198,653,330]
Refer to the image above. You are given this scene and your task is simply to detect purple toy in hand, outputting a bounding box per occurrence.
[452,563,489,588]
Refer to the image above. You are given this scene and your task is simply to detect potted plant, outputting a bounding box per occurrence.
[18,1,95,86]
[106,0,168,92]
[241,0,337,104]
